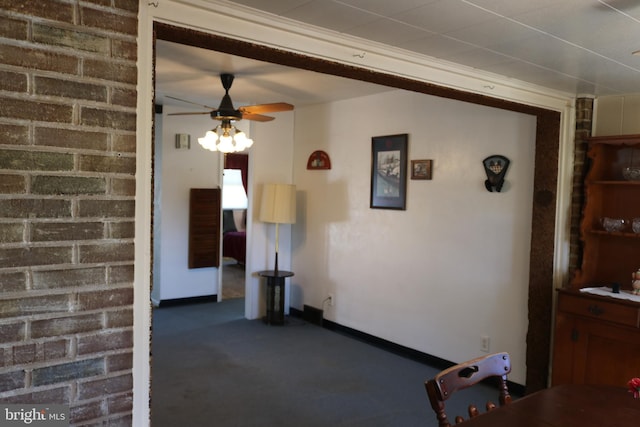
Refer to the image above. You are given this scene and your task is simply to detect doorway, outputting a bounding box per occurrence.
[152,21,560,391]
[221,154,248,300]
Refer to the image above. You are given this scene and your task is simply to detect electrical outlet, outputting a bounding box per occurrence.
[328,293,334,306]
[481,336,490,353]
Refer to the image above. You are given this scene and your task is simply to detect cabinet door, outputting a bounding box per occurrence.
[572,317,640,386]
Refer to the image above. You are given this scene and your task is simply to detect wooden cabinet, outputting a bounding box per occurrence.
[552,135,640,386]
[572,134,640,288]
[552,290,640,386]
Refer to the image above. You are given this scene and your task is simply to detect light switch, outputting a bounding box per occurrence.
[175,133,190,149]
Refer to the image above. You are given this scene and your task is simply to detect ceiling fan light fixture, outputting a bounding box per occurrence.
[197,122,253,153]
[198,129,219,151]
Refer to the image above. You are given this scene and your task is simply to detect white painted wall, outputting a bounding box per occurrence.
[245,112,296,319]
[152,105,226,303]
[292,90,536,385]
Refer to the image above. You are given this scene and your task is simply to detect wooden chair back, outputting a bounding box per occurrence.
[425,352,512,426]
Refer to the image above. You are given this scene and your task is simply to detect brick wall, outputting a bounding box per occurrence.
[0,1,138,425]
[567,98,594,284]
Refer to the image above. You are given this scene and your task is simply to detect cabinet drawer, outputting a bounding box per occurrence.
[558,293,640,328]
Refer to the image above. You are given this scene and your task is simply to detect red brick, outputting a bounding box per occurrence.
[34,76,108,102]
[0,271,27,292]
[0,174,27,194]
[107,352,132,373]
[112,134,136,152]
[0,150,74,171]
[0,246,73,269]
[70,400,105,424]
[0,16,28,40]
[78,288,133,311]
[111,87,136,107]
[32,175,107,195]
[33,23,110,53]
[32,267,106,290]
[106,309,133,329]
[12,343,36,364]
[112,39,137,60]
[83,0,111,6]
[0,123,29,145]
[0,44,78,74]
[0,222,23,243]
[0,199,72,219]
[109,221,134,239]
[43,339,70,361]
[31,313,103,339]
[77,330,133,355]
[78,199,135,218]
[81,7,137,36]
[0,295,70,319]
[32,358,104,386]
[80,107,136,131]
[0,0,74,23]
[0,97,73,123]
[114,0,139,13]
[111,178,136,196]
[0,370,25,392]
[83,59,136,84]
[108,265,134,285]
[79,242,134,264]
[77,373,132,399]
[79,154,136,174]
[107,391,133,413]
[0,70,27,92]
[35,127,109,151]
[31,221,105,242]
[0,321,26,342]
[2,386,70,404]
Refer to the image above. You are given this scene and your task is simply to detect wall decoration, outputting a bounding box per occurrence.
[370,134,408,210]
[411,159,433,180]
[483,155,510,192]
[307,150,331,170]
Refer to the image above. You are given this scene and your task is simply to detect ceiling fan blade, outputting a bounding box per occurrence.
[167,111,213,116]
[165,95,217,110]
[241,113,275,122]
[239,102,294,115]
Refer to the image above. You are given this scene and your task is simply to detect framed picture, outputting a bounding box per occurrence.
[411,159,433,180]
[370,134,408,210]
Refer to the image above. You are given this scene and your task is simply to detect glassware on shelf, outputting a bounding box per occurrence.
[622,167,640,181]
[601,217,626,232]
[623,149,640,181]
[633,218,640,234]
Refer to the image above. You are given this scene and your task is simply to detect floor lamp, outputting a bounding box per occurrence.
[259,183,296,274]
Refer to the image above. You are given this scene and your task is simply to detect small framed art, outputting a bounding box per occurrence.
[411,159,433,180]
[370,134,408,210]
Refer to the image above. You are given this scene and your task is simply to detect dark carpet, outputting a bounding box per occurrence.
[151,298,503,426]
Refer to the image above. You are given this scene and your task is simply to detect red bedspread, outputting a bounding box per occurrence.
[223,231,246,264]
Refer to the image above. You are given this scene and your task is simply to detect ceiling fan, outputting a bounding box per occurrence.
[167,73,294,153]
[167,73,294,122]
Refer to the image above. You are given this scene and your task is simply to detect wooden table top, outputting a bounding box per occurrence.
[460,384,639,426]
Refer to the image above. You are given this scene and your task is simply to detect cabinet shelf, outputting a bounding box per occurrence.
[554,135,640,387]
[586,229,640,238]
[588,180,640,186]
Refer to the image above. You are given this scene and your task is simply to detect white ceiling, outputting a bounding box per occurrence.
[156,0,640,111]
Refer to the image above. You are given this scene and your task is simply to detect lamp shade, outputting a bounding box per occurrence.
[222,169,248,209]
[259,183,296,224]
